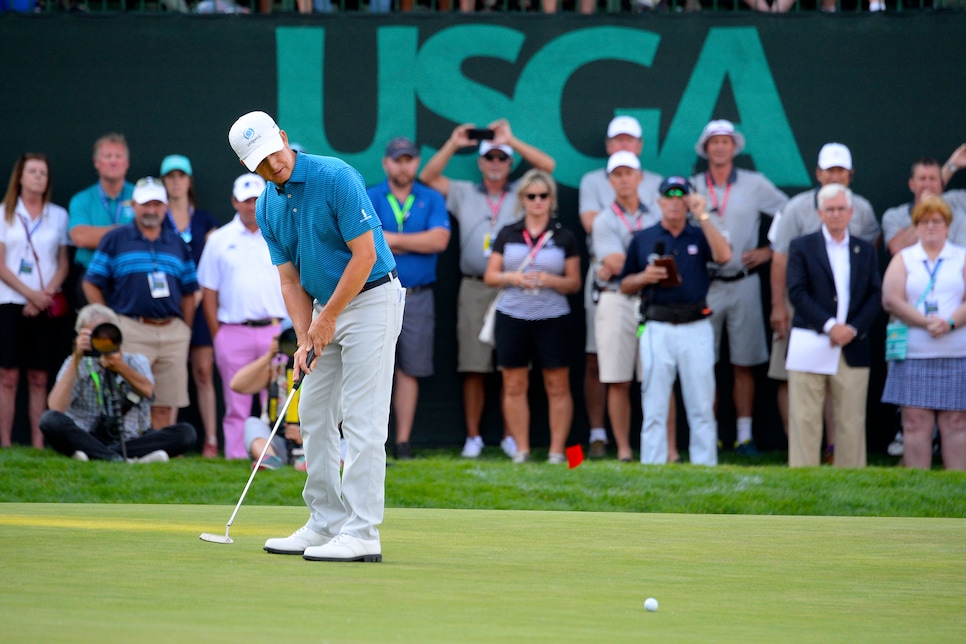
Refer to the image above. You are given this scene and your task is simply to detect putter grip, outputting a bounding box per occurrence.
[293,347,316,391]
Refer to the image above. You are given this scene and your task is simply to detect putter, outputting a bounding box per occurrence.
[200,348,315,545]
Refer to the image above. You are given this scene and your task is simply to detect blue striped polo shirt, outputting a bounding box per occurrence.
[256,152,396,305]
[84,223,199,318]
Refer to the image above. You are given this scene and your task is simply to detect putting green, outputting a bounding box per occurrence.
[1,504,964,641]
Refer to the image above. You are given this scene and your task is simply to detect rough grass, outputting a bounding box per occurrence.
[3,446,964,517]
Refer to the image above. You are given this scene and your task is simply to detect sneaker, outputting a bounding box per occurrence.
[71,451,89,462]
[733,439,761,457]
[887,431,904,457]
[547,452,566,465]
[253,455,284,471]
[588,439,607,459]
[303,533,382,563]
[512,451,530,464]
[461,436,484,458]
[264,524,335,555]
[500,436,518,458]
[394,442,413,460]
[134,450,169,464]
[202,438,218,458]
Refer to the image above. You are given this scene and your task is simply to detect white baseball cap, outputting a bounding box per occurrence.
[132,177,168,205]
[606,151,641,174]
[479,140,514,157]
[695,119,746,159]
[233,173,267,202]
[817,143,852,170]
[606,115,642,140]
[229,111,285,171]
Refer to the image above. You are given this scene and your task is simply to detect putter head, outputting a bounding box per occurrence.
[199,532,233,544]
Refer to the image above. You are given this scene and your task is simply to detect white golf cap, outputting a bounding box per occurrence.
[817,142,852,170]
[479,140,514,157]
[694,119,746,159]
[132,177,168,205]
[607,115,642,139]
[606,151,641,174]
[233,173,267,202]
[229,111,285,171]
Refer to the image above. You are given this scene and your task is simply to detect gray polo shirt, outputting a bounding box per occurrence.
[592,201,660,289]
[882,190,966,248]
[770,187,880,255]
[692,168,788,276]
[446,179,520,277]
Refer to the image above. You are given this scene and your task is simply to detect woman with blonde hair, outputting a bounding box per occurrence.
[0,153,70,448]
[484,169,581,463]
[882,195,966,470]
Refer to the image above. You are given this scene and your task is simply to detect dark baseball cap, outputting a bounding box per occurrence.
[659,176,690,197]
[385,137,419,160]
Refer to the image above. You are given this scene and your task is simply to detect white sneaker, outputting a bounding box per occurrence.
[264,524,335,555]
[131,450,169,464]
[461,436,484,458]
[500,436,518,458]
[887,431,904,457]
[547,453,566,465]
[71,451,89,462]
[303,533,382,562]
[512,451,530,464]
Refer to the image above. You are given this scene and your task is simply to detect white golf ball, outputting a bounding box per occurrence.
[644,597,659,612]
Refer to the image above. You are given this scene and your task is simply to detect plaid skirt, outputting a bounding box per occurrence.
[881,357,966,411]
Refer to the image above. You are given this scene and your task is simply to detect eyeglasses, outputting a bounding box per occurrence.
[483,154,510,163]
[662,188,686,198]
[525,192,550,201]
[917,218,946,228]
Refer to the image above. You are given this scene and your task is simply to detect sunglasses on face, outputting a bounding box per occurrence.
[662,188,687,198]
[483,154,510,162]
[525,192,550,201]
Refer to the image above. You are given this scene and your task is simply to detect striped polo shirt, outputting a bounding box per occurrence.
[493,219,579,321]
[84,223,198,319]
[256,152,396,305]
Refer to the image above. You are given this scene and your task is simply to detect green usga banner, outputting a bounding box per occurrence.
[1,12,963,448]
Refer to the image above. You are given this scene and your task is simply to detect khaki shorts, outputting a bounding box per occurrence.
[118,315,192,408]
[706,275,769,366]
[595,291,642,383]
[457,277,500,373]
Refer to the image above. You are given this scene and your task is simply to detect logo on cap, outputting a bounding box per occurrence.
[244,128,255,140]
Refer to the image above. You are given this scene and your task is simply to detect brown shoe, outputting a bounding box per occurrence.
[589,439,607,459]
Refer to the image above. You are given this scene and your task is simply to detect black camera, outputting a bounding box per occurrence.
[83,322,123,357]
[278,327,299,358]
[466,128,495,141]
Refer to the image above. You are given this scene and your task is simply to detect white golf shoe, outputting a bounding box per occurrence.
[264,524,334,555]
[303,533,382,562]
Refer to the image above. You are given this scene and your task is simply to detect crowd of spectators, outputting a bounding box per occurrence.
[2,119,965,471]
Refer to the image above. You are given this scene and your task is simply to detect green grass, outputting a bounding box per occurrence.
[2,446,964,517]
[2,503,965,642]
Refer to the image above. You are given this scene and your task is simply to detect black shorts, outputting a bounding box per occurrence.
[494,312,571,370]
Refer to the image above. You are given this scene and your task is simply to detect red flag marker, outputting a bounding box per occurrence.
[566,444,584,469]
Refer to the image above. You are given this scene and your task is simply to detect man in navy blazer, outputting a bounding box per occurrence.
[786,184,882,468]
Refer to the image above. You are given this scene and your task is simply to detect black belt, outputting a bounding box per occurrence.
[645,302,711,325]
[361,269,398,293]
[240,319,278,328]
[462,274,485,281]
[713,268,756,282]
[406,284,434,294]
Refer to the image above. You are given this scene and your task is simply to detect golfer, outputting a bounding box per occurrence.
[229,111,403,563]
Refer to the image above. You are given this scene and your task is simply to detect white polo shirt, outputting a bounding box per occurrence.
[196,214,287,324]
[0,199,69,305]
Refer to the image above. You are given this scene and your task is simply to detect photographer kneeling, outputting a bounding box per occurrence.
[40,304,196,463]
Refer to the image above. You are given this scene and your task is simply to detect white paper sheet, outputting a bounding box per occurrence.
[785,327,841,375]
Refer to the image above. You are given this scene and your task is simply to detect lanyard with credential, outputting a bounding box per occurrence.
[387,194,415,233]
[521,229,551,269]
[610,203,644,235]
[97,185,124,225]
[920,258,944,313]
[87,357,105,408]
[706,172,732,221]
[485,191,507,228]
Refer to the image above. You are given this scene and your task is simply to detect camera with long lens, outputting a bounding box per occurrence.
[83,323,142,442]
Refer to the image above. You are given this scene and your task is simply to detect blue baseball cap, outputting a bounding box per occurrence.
[160,154,193,177]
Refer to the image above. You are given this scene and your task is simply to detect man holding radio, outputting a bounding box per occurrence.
[620,177,731,466]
